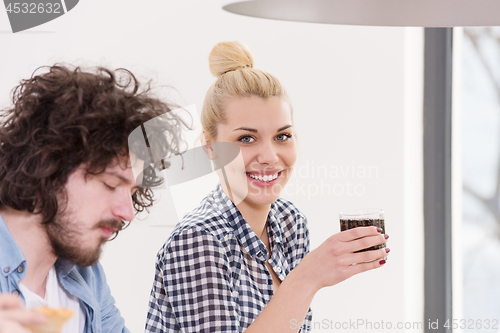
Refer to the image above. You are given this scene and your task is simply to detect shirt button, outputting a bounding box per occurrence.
[17,266,24,274]
[276,267,282,273]
[3,267,9,273]
[12,290,19,297]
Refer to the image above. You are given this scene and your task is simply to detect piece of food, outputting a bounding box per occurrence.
[27,307,74,333]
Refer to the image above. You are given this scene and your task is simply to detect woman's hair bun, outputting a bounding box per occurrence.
[208,41,254,77]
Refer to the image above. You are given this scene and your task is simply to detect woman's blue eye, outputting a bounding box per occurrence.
[238,135,255,143]
[276,133,292,141]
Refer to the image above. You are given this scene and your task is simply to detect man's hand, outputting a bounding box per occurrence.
[0,293,46,333]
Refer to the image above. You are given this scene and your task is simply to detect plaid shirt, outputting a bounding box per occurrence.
[145,184,312,333]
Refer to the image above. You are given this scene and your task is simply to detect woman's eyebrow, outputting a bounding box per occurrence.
[233,127,257,133]
[233,125,293,133]
[277,124,292,132]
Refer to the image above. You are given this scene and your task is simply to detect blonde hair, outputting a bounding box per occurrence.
[201,41,292,140]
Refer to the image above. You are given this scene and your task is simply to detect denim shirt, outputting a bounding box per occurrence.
[0,215,130,333]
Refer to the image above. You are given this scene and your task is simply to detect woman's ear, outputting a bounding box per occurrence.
[201,131,216,161]
[200,131,208,146]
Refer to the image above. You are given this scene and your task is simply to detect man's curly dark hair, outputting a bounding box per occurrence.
[0,65,186,227]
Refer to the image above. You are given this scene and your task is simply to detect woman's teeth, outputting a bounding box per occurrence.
[247,173,279,182]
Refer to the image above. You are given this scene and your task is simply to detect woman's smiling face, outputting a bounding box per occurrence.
[213,95,297,208]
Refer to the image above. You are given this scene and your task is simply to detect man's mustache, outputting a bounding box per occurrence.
[95,219,124,232]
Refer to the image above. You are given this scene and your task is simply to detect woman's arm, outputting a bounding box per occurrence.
[145,225,387,333]
[244,226,388,333]
[145,227,239,333]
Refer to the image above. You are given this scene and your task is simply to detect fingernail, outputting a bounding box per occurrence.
[377,227,383,233]
[379,260,386,265]
[385,248,391,253]
[384,234,389,239]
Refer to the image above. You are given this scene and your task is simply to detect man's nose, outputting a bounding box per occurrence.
[112,190,135,223]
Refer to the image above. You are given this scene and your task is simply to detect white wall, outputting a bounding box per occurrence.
[0,1,424,332]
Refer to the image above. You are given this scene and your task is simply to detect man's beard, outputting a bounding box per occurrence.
[44,214,123,267]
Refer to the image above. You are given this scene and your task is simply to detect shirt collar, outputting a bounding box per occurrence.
[0,214,76,279]
[54,258,75,278]
[213,184,286,262]
[0,214,27,278]
[267,202,285,247]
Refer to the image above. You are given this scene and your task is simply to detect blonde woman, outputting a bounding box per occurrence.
[145,41,390,333]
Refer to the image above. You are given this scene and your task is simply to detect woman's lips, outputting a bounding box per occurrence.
[245,170,282,187]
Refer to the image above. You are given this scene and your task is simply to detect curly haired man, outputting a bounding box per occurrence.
[0,65,185,333]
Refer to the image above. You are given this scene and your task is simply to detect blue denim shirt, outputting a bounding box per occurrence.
[0,215,130,333]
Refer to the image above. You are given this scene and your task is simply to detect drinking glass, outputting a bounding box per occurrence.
[339,209,385,252]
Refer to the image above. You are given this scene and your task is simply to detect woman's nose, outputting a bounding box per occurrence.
[257,142,279,165]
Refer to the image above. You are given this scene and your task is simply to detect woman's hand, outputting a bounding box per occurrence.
[295,226,389,293]
[0,294,46,333]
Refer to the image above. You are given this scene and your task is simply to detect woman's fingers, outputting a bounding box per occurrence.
[343,233,389,253]
[345,247,389,266]
[336,226,382,242]
[297,227,390,290]
[348,255,388,276]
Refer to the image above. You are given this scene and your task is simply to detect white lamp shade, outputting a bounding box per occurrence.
[222,0,500,27]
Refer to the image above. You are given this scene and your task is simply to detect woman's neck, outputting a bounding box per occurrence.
[235,200,271,241]
[220,181,271,241]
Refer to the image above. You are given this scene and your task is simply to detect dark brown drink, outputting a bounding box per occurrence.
[340,217,386,252]
[339,209,385,253]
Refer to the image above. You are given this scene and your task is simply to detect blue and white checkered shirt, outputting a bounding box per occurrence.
[145,183,312,333]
